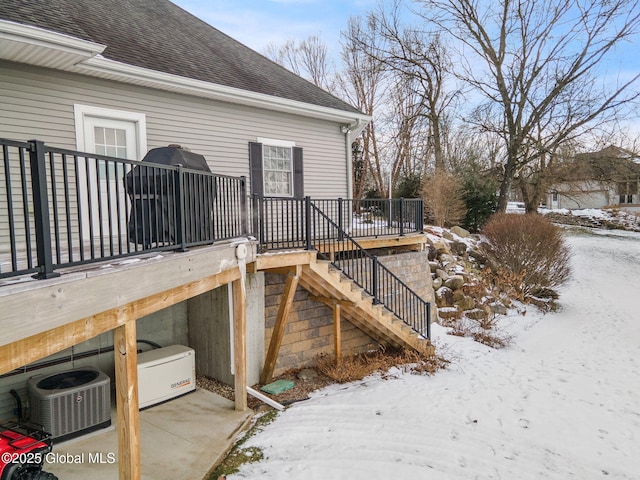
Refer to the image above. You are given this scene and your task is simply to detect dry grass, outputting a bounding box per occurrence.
[439,311,512,349]
[316,347,448,383]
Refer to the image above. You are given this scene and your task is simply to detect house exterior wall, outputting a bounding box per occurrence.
[187,273,265,387]
[548,181,610,209]
[0,61,349,198]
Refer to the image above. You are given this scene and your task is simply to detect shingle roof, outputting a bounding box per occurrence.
[0,0,361,115]
[564,146,640,182]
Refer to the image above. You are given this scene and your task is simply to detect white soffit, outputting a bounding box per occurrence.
[0,20,105,70]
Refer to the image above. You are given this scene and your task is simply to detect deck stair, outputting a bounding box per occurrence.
[299,257,433,354]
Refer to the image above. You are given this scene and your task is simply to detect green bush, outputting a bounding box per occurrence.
[480,213,571,297]
[461,173,497,232]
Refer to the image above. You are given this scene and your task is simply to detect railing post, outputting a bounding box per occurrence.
[240,176,248,236]
[305,196,313,250]
[399,197,405,236]
[417,199,424,233]
[372,256,379,304]
[251,193,259,243]
[174,165,188,252]
[29,140,59,279]
[426,302,431,339]
[337,197,344,241]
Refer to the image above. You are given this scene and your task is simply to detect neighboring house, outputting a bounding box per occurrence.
[546,145,640,212]
[0,2,434,479]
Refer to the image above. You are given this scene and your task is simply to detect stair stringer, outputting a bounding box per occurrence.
[299,259,434,355]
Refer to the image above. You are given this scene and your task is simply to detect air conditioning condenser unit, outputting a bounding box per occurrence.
[28,367,111,442]
[137,345,195,409]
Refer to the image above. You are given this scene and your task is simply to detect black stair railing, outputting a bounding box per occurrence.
[251,194,430,339]
[308,201,431,339]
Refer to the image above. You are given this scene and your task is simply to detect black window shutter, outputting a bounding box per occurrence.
[249,142,263,196]
[293,146,304,197]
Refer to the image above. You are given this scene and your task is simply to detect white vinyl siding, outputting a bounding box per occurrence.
[0,61,349,198]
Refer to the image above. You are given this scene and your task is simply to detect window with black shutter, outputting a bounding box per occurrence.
[249,141,303,197]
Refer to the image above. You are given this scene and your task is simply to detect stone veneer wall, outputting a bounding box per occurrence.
[377,250,437,326]
[264,250,436,376]
[264,273,378,376]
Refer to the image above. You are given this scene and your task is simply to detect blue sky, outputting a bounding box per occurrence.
[171,0,640,136]
[172,0,377,59]
[172,1,640,78]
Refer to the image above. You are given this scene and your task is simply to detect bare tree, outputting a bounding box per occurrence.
[416,0,640,211]
[339,16,388,197]
[351,2,459,173]
[264,35,337,93]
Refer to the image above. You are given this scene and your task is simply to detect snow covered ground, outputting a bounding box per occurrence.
[230,227,640,480]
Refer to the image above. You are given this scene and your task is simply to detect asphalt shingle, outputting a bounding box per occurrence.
[0,0,361,114]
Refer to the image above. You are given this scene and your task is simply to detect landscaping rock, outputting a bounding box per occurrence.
[297,368,319,382]
[433,240,450,255]
[451,226,470,238]
[454,295,475,311]
[465,308,487,320]
[489,302,508,315]
[435,286,454,307]
[439,253,456,264]
[444,275,465,290]
[436,269,448,281]
[442,230,455,241]
[438,306,460,320]
[451,241,468,256]
[469,249,488,264]
[432,277,443,289]
[429,261,440,273]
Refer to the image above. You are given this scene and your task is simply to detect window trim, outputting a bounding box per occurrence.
[258,137,296,198]
[74,104,147,159]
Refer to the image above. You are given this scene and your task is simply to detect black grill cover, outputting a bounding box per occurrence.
[124,146,213,246]
[138,146,212,172]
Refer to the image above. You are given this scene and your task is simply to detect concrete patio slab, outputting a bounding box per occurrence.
[44,388,253,480]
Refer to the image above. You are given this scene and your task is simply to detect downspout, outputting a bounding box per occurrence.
[342,119,362,200]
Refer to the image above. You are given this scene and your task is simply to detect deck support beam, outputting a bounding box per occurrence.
[114,319,141,480]
[232,272,248,411]
[309,296,346,366]
[0,268,240,376]
[260,265,301,384]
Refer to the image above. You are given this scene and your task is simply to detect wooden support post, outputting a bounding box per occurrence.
[333,303,341,365]
[232,273,247,411]
[260,265,301,384]
[114,320,141,480]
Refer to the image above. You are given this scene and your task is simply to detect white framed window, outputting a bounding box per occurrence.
[258,138,295,197]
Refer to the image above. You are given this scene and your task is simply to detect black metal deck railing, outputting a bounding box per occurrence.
[1,138,247,279]
[252,196,424,251]
[253,195,430,339]
[310,202,430,338]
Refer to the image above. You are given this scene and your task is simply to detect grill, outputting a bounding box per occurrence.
[124,145,214,246]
